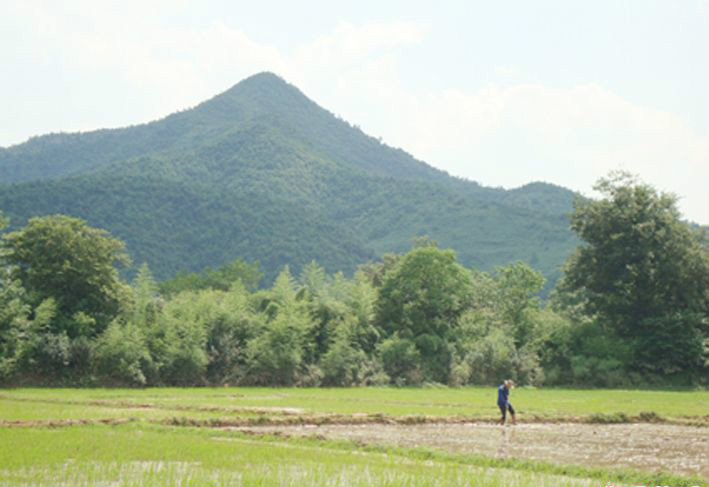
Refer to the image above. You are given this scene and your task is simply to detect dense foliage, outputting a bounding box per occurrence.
[2,174,707,387]
[556,172,709,382]
[2,215,130,332]
[376,244,473,383]
[0,72,577,290]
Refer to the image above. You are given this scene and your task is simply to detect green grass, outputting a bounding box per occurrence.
[0,424,642,487]
[0,395,275,422]
[0,398,243,422]
[1,424,705,487]
[1,387,707,486]
[2,387,708,419]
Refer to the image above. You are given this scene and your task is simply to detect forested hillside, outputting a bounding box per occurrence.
[2,173,707,387]
[0,72,578,285]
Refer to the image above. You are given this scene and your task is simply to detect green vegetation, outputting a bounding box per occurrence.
[377,244,474,383]
[2,73,708,487]
[0,72,577,287]
[159,259,263,295]
[3,215,130,330]
[1,171,708,388]
[559,172,709,379]
[3,387,709,420]
[0,425,625,487]
[1,388,707,486]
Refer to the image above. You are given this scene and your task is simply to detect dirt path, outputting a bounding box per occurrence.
[236,422,709,479]
[0,418,135,427]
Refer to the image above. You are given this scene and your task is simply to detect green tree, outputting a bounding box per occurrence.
[131,263,160,328]
[1,215,131,337]
[89,263,161,386]
[376,246,473,382]
[153,291,209,385]
[203,284,259,385]
[244,309,306,386]
[562,172,709,377]
[455,263,547,386]
[319,316,368,386]
[7,298,69,381]
[204,259,262,291]
[342,271,380,354]
[93,320,154,386]
[298,261,334,364]
[159,259,262,295]
[358,253,401,288]
[495,262,545,346]
[378,334,421,385]
[0,276,31,379]
[158,271,202,296]
[243,266,311,385]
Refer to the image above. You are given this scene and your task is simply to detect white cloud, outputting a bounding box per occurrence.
[323,77,708,223]
[1,5,425,140]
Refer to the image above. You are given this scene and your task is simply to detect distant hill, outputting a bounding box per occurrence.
[0,72,578,288]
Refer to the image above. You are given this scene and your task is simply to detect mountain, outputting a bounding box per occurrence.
[0,72,578,287]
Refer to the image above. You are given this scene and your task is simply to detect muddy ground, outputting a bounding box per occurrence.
[236,422,709,479]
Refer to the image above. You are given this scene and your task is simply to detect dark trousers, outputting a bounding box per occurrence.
[498,402,515,421]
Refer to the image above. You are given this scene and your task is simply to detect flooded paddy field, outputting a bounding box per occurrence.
[2,388,708,486]
[237,421,709,479]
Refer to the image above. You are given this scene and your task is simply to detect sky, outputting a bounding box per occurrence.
[2,0,708,224]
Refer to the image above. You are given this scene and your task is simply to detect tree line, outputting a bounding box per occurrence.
[1,173,707,387]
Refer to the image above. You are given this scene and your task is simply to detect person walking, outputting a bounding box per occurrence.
[497,379,516,425]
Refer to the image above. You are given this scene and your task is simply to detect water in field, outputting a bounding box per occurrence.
[0,429,601,487]
[236,422,709,479]
[2,388,708,484]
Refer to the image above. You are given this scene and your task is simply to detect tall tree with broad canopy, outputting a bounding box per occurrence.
[561,172,709,377]
[376,244,473,382]
[1,215,130,338]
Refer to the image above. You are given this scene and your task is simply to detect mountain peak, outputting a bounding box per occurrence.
[240,71,287,85]
[193,71,311,123]
[0,72,578,288]
[221,71,292,97]
[223,71,298,98]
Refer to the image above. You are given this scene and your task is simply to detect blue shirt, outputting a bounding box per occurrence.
[497,384,509,407]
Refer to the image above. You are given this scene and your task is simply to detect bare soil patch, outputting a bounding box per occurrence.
[0,418,135,428]
[236,422,709,479]
[0,394,304,416]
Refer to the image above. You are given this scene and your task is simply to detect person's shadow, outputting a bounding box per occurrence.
[496,425,516,459]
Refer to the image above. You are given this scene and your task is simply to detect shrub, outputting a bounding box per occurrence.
[449,358,471,387]
[244,311,305,386]
[296,364,323,387]
[320,318,368,386]
[93,321,154,386]
[151,312,208,386]
[463,328,517,385]
[379,335,421,385]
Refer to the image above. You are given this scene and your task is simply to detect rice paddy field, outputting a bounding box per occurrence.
[1,387,707,486]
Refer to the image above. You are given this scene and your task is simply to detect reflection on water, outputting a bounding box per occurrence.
[496,425,516,459]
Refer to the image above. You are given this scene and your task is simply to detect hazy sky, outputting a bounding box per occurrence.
[2,1,708,223]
